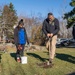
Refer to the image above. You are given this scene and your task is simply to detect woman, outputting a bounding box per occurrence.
[14,19,29,62]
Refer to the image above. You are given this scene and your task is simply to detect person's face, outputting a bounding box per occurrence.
[48,15,54,21]
[19,24,23,28]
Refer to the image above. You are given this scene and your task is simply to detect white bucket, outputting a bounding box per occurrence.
[21,56,27,64]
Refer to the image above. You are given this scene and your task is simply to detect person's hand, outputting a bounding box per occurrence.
[50,33,53,37]
[47,33,51,37]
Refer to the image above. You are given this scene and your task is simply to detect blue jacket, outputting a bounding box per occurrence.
[18,28,26,44]
[14,27,29,45]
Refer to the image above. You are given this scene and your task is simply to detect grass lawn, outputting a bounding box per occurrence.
[0,48,75,75]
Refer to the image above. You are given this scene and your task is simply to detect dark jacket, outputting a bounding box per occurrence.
[42,18,60,36]
[14,27,29,45]
[72,25,75,39]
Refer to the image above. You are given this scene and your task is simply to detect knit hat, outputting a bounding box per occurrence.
[18,19,24,25]
[48,12,53,16]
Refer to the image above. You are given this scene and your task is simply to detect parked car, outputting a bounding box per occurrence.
[66,38,75,48]
[56,38,75,48]
[56,38,69,48]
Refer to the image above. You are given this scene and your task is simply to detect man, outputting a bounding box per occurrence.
[42,13,60,64]
[72,24,75,39]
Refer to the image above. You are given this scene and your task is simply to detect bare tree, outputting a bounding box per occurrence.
[57,0,72,38]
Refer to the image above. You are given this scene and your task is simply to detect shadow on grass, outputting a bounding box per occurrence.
[43,51,75,64]
[10,53,16,61]
[0,54,2,63]
[56,53,75,64]
[26,53,48,62]
[67,72,75,75]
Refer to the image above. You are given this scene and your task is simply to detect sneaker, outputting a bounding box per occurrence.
[17,57,21,63]
[49,58,53,63]
[43,61,54,68]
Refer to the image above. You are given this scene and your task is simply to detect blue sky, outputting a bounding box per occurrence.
[0,0,72,18]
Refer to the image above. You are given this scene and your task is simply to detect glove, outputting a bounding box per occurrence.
[18,45,22,50]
